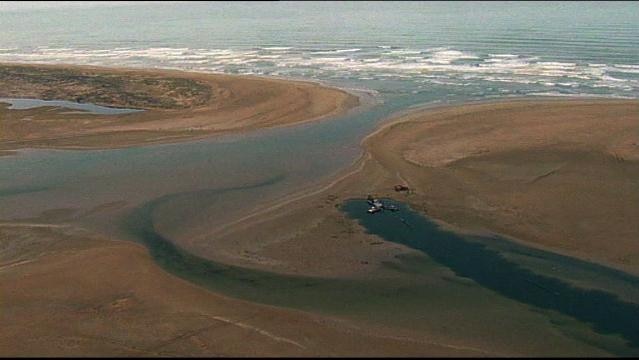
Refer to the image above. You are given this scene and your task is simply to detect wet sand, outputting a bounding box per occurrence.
[0,63,359,151]
[2,98,637,356]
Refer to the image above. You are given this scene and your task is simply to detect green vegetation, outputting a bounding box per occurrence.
[0,65,212,109]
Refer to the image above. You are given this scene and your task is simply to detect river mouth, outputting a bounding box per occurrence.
[0,97,143,115]
[118,187,639,355]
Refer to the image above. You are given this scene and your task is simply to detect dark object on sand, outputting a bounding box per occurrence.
[394,184,409,192]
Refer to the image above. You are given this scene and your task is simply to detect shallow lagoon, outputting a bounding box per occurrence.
[0,97,143,115]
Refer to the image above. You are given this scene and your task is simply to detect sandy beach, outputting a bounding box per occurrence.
[0,63,359,151]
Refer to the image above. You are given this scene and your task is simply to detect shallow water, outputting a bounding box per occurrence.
[0,97,142,115]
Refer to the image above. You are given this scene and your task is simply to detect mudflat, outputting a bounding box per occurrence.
[0,63,358,151]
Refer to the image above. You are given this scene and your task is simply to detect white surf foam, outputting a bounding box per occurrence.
[0,46,636,97]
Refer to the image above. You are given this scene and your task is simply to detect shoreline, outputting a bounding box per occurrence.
[0,62,361,152]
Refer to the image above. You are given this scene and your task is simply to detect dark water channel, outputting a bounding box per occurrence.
[122,187,639,355]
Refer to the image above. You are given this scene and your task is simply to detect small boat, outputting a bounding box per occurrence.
[367,206,382,214]
[365,196,398,214]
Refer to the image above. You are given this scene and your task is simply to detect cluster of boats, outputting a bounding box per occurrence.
[366,196,399,214]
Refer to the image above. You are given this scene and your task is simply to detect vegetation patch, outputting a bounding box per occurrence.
[0,65,212,109]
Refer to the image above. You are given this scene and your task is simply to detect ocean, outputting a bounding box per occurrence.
[1,1,638,101]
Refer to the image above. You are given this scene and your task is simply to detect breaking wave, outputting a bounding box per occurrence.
[1,46,637,97]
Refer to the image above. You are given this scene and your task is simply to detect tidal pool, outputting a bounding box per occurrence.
[0,97,143,115]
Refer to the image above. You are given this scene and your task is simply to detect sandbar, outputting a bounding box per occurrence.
[0,63,359,151]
